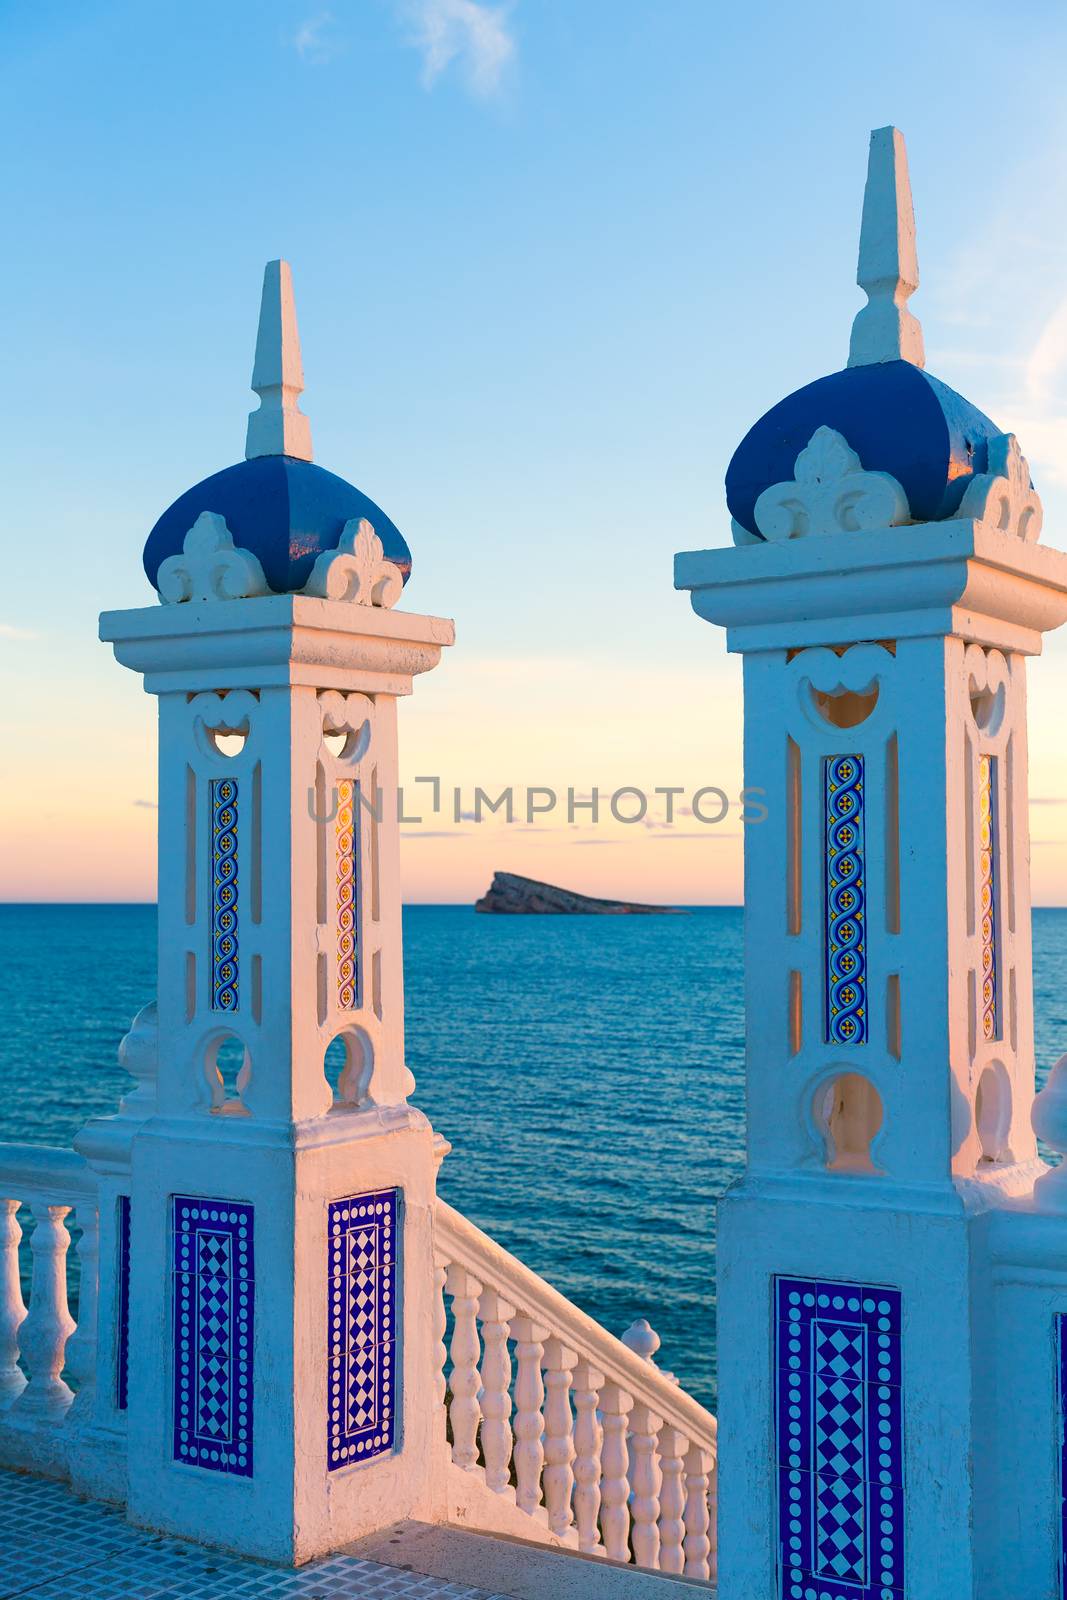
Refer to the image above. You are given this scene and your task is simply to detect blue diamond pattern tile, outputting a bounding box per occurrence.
[780,1570,903,1600]
[813,1375,866,1478]
[775,1276,904,1600]
[172,1196,254,1478]
[815,1473,866,1581]
[115,1194,131,1412]
[1059,1314,1067,1595]
[814,1323,866,1382]
[326,1189,400,1471]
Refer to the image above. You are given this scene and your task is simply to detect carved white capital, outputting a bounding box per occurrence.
[118,1000,159,1117]
[156,512,271,604]
[953,433,1042,543]
[1032,1053,1067,1210]
[730,517,763,547]
[753,426,911,541]
[303,518,404,607]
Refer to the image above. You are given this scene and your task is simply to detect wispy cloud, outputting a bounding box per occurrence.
[651,830,741,841]
[402,0,514,97]
[935,142,1067,490]
[0,623,37,641]
[292,11,340,64]
[133,799,158,810]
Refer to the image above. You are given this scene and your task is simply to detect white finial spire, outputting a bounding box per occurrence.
[847,126,925,370]
[245,259,314,462]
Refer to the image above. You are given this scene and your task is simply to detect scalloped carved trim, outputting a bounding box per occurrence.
[157,512,271,604]
[303,518,404,607]
[753,426,911,541]
[953,433,1042,542]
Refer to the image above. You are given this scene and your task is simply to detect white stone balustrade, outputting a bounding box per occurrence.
[434,1199,718,1580]
[0,1143,97,1478]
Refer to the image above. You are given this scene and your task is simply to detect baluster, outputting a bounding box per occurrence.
[0,1199,26,1404]
[510,1314,548,1518]
[621,1318,661,1365]
[599,1381,633,1561]
[682,1442,713,1580]
[628,1401,663,1569]
[432,1260,448,1432]
[572,1358,604,1554]
[478,1288,515,1493]
[657,1424,686,1573]
[66,1202,99,1417]
[542,1337,577,1537]
[445,1263,482,1469]
[16,1204,76,1420]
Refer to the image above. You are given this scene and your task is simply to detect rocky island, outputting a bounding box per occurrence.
[475,870,686,915]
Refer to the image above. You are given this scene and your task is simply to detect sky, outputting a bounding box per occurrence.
[5,0,1067,904]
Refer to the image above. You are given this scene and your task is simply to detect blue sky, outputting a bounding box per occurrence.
[6,0,1067,901]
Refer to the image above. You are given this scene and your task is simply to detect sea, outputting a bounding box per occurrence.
[4,902,1067,1410]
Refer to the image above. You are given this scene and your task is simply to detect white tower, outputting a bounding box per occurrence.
[677,130,1067,1598]
[95,263,455,1561]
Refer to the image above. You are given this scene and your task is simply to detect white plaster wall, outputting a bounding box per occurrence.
[716,1181,979,1599]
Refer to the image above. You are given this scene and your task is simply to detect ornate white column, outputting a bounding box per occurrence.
[96,262,455,1562]
[677,127,1067,1600]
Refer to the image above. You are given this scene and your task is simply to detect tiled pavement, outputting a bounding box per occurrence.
[0,1470,711,1599]
[0,1472,493,1600]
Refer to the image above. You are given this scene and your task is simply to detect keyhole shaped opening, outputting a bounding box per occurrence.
[816,1072,883,1174]
[975,1062,1012,1165]
[322,720,371,763]
[810,682,880,729]
[324,1027,374,1108]
[970,684,1005,736]
[209,729,248,758]
[206,1033,251,1114]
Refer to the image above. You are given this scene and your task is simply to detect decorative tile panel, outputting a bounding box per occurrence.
[775,1276,904,1600]
[115,1195,130,1411]
[825,755,868,1045]
[336,779,360,1010]
[1058,1313,1067,1598]
[210,778,239,1012]
[172,1196,253,1476]
[978,754,999,1041]
[327,1188,399,1470]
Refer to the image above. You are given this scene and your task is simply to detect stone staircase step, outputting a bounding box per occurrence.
[351,1520,717,1599]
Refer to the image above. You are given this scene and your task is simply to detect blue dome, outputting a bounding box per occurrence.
[143,455,412,594]
[726,361,1003,539]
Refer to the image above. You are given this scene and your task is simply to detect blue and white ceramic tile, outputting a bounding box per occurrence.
[115,1194,130,1411]
[326,1188,399,1470]
[172,1196,254,1476]
[775,1276,904,1599]
[1058,1313,1067,1598]
[210,777,239,1012]
[825,754,868,1046]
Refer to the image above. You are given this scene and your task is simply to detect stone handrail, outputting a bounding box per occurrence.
[0,1143,98,1474]
[435,1198,717,1581]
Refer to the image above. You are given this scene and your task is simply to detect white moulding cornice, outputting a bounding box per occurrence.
[674,520,1067,656]
[99,594,456,695]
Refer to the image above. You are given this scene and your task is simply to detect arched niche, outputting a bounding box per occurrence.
[324,1026,374,1109]
[814,1072,884,1174]
[205,1032,251,1114]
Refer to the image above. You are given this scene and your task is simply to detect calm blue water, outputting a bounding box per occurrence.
[4,903,1067,1409]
